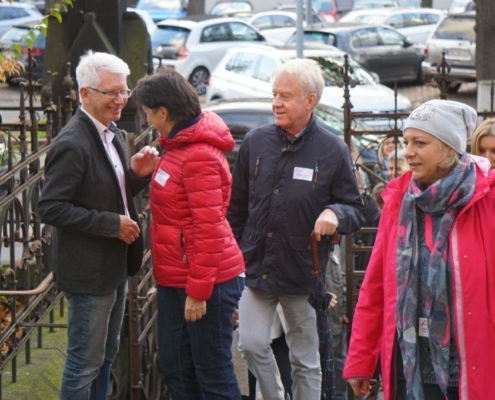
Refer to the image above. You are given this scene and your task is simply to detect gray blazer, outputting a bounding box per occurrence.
[38,109,150,295]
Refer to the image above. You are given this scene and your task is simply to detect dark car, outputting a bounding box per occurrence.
[286,23,424,84]
[202,97,378,169]
[0,22,45,82]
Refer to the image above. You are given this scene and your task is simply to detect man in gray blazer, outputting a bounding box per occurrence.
[38,51,158,399]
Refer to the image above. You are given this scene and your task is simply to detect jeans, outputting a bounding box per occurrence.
[157,276,245,400]
[238,287,321,400]
[60,279,128,400]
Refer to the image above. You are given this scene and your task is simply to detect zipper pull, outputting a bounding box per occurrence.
[254,155,261,177]
[313,162,319,183]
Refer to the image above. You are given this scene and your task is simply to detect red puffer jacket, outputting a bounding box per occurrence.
[150,111,245,300]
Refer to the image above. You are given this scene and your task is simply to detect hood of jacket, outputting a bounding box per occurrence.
[159,111,234,152]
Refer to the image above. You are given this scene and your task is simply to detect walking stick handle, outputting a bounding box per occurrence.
[310,231,340,274]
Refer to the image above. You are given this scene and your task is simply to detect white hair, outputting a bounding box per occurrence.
[273,58,325,106]
[75,50,130,89]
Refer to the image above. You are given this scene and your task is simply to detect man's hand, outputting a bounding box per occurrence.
[185,295,207,322]
[118,215,140,244]
[314,208,339,241]
[328,292,338,308]
[130,146,160,178]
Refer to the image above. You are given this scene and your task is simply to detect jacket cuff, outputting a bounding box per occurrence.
[185,276,214,301]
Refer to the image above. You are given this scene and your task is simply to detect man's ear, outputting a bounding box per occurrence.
[79,88,90,104]
[307,93,317,110]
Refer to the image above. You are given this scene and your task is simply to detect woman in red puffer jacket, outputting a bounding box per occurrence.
[133,69,245,400]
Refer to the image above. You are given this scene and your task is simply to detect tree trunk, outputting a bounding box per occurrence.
[421,0,432,7]
[476,0,495,81]
[476,0,495,111]
[187,0,205,15]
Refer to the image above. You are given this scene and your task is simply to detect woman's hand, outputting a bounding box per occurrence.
[184,295,206,322]
[348,378,371,397]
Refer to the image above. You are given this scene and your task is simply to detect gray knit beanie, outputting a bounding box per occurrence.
[403,100,477,154]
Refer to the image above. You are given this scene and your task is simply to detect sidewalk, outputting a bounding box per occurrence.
[1,302,66,400]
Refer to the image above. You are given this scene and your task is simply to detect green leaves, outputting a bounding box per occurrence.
[0,0,75,82]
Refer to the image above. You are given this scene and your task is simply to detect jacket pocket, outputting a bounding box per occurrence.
[240,227,261,267]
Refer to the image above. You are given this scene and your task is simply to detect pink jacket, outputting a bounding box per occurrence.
[150,111,245,300]
[344,156,495,400]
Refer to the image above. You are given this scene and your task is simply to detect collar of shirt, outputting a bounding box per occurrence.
[286,126,306,143]
[80,106,115,143]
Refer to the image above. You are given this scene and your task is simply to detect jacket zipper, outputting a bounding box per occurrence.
[179,230,187,265]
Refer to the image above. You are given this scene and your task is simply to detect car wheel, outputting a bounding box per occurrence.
[416,63,425,85]
[188,67,209,97]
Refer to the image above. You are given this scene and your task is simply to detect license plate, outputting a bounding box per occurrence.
[445,48,470,58]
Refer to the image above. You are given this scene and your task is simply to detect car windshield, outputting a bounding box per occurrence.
[449,0,472,13]
[152,26,190,48]
[138,0,182,11]
[1,26,42,46]
[309,56,375,86]
[342,14,383,24]
[432,16,475,42]
[211,1,252,15]
[287,31,337,46]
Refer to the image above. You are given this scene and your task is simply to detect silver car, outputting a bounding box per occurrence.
[421,12,476,90]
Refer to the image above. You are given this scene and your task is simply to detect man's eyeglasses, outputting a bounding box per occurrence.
[88,87,132,99]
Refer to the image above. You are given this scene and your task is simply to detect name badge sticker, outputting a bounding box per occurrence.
[154,168,170,187]
[293,166,313,182]
[419,317,429,338]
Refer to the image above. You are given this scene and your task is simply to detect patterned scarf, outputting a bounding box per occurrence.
[395,154,475,400]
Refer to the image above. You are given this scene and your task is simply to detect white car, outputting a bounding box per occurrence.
[206,45,412,129]
[338,8,444,44]
[248,10,326,44]
[0,3,43,38]
[151,16,267,95]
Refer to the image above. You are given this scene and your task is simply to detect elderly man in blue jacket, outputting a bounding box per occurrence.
[228,58,365,399]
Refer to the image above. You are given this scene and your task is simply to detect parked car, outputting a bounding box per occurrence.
[275,3,335,22]
[12,0,46,15]
[0,2,43,38]
[127,8,157,36]
[151,16,267,96]
[202,97,379,169]
[339,8,444,43]
[0,22,45,82]
[352,0,399,9]
[135,0,187,23]
[448,0,475,13]
[209,0,254,17]
[206,45,412,129]
[248,10,325,43]
[422,11,475,90]
[285,24,424,84]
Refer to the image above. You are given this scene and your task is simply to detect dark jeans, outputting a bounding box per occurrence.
[157,276,244,400]
[396,381,459,400]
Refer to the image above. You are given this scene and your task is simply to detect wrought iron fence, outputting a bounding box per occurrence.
[0,54,164,399]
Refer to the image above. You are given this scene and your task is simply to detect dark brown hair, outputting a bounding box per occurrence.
[132,69,201,123]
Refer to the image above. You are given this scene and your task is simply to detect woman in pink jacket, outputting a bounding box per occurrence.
[344,100,495,400]
[133,70,245,399]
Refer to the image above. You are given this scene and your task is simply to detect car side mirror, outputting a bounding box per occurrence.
[403,39,413,48]
[258,33,266,41]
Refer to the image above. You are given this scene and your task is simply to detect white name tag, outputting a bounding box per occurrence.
[293,166,313,181]
[154,168,170,187]
[419,317,429,338]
